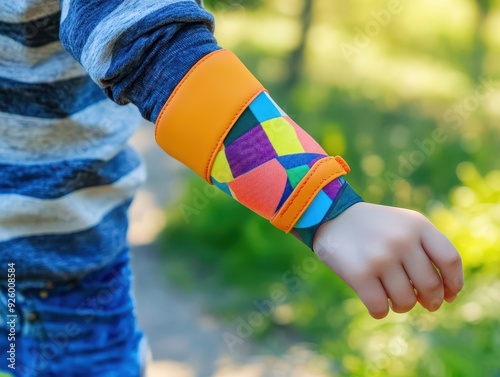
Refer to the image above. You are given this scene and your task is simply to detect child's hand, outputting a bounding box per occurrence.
[313,202,464,319]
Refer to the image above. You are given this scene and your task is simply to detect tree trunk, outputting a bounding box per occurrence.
[283,0,314,90]
[469,0,491,79]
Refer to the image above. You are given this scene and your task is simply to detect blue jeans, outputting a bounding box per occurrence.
[0,247,145,376]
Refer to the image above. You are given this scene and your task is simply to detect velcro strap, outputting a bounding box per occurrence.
[270,156,350,233]
[155,49,265,183]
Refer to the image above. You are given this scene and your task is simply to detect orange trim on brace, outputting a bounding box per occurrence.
[270,156,350,233]
[155,49,266,183]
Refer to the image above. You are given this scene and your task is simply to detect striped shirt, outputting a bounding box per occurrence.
[0,0,219,284]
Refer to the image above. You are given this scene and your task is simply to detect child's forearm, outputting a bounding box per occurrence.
[155,50,362,247]
[207,85,362,247]
[151,49,463,317]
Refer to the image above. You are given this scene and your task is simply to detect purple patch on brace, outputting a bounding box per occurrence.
[323,179,343,200]
[225,125,278,177]
[308,156,323,167]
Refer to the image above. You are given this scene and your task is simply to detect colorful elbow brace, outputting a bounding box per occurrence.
[155,50,362,249]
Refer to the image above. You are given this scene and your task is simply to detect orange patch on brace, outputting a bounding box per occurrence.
[285,116,326,155]
[228,159,287,220]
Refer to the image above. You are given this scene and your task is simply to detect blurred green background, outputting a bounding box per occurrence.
[158,0,500,376]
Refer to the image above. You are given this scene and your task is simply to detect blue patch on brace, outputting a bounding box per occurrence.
[275,179,294,212]
[277,153,326,169]
[212,177,233,197]
[295,191,332,228]
[249,92,282,123]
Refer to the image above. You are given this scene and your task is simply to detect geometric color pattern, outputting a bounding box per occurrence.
[210,91,363,249]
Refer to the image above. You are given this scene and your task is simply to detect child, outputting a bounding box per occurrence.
[0,0,463,375]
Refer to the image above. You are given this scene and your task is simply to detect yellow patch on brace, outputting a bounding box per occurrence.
[261,118,305,155]
[211,149,234,183]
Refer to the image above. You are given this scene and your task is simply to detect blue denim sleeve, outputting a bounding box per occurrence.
[59,0,221,122]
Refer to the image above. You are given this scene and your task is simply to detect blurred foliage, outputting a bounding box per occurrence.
[158,0,500,376]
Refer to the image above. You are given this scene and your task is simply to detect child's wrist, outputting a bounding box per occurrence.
[296,181,364,249]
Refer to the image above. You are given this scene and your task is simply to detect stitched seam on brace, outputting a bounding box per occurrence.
[154,49,223,140]
[335,156,350,173]
[204,88,267,182]
[283,167,346,232]
[275,157,335,221]
[271,156,348,232]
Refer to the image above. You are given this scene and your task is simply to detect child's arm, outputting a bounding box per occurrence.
[154,50,464,318]
[59,1,463,318]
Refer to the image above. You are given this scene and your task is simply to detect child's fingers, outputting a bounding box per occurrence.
[380,266,417,313]
[403,249,444,311]
[352,278,389,319]
[421,225,464,301]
